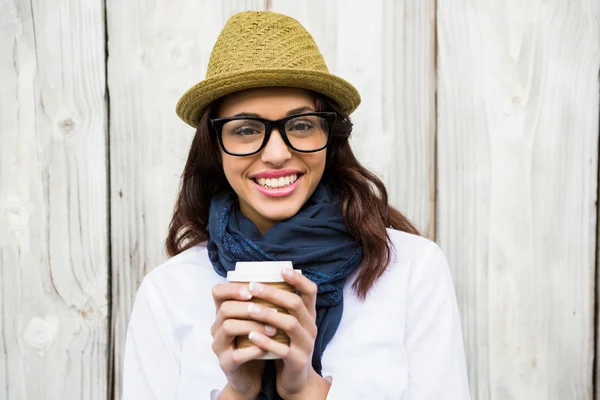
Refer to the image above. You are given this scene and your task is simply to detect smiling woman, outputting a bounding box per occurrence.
[121,10,470,400]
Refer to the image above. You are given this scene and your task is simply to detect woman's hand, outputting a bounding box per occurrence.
[211,283,276,399]
[245,269,331,399]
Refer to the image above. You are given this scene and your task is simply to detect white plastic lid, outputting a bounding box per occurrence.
[227,261,296,282]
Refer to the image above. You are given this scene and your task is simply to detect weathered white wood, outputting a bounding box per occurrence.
[437,1,600,399]
[271,0,436,237]
[0,0,108,399]
[106,0,267,397]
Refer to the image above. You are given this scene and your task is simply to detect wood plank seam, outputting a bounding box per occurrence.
[595,89,600,400]
[431,0,438,243]
[103,0,115,398]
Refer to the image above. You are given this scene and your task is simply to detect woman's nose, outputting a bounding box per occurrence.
[261,129,292,165]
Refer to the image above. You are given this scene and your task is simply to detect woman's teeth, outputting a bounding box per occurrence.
[255,174,298,189]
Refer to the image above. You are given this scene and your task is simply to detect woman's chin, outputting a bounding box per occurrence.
[255,206,301,223]
[246,183,307,219]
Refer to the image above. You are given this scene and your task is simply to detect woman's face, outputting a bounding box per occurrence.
[216,87,327,234]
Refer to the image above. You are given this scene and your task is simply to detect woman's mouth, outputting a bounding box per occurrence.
[253,174,299,189]
[250,174,303,197]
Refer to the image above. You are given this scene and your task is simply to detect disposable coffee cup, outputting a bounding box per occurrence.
[227,261,301,360]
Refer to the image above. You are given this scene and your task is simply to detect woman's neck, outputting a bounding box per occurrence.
[239,201,275,235]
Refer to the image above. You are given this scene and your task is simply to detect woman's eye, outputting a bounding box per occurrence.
[289,120,314,131]
[235,126,260,136]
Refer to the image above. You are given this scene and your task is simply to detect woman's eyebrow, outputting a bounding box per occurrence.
[231,112,260,117]
[230,106,315,119]
[285,106,314,116]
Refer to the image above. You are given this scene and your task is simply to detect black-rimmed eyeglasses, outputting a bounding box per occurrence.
[210,112,336,156]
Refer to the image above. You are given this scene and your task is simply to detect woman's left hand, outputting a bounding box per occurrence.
[246,269,331,399]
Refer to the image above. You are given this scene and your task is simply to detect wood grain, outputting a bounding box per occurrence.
[106,0,267,397]
[271,0,436,237]
[0,0,108,399]
[0,1,597,398]
[437,1,600,398]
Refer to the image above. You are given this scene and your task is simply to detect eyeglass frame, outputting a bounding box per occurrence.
[209,111,337,157]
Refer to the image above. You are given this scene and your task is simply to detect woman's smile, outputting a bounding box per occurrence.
[250,169,304,197]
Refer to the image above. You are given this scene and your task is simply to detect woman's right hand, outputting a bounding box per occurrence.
[211,283,275,399]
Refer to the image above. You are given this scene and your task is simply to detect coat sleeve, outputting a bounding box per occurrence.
[122,279,182,399]
[404,242,471,399]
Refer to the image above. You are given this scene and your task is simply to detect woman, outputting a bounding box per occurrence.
[122,10,470,400]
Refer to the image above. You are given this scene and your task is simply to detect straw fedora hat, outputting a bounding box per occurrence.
[175,11,361,128]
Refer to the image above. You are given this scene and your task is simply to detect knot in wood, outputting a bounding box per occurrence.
[58,117,76,133]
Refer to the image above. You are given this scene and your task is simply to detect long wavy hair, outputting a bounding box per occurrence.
[166,93,420,299]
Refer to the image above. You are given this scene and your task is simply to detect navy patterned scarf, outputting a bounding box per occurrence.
[207,183,363,399]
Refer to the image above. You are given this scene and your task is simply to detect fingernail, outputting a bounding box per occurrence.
[264,325,276,336]
[282,268,293,277]
[248,281,263,294]
[248,303,262,314]
[249,331,262,342]
[239,287,252,300]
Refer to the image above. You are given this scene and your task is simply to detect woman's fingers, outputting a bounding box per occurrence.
[246,302,314,348]
[212,283,253,309]
[246,331,313,370]
[210,283,273,383]
[211,274,319,366]
[281,269,318,319]
[248,280,316,334]
[212,318,277,353]
[221,345,268,369]
[247,331,291,359]
[211,299,257,335]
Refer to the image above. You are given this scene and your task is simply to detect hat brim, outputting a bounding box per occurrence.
[175,68,361,128]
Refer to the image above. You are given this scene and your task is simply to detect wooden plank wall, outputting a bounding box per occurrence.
[437,1,600,399]
[0,0,108,399]
[0,0,599,399]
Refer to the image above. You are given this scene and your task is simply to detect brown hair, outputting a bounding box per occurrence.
[166,95,420,299]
